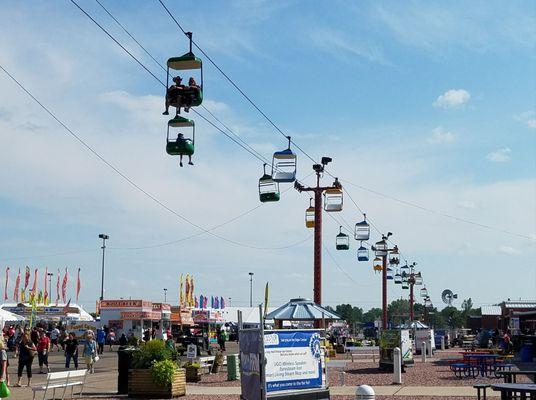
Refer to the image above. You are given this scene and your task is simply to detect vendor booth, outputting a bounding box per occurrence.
[98,299,171,339]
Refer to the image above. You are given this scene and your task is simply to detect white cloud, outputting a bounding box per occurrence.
[499,246,521,255]
[308,27,391,66]
[515,111,536,129]
[457,200,476,209]
[433,89,471,109]
[428,126,456,144]
[486,147,511,162]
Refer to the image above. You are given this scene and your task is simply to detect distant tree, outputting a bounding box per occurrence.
[334,304,363,327]
[461,298,473,313]
[362,307,382,324]
[388,299,410,326]
[440,306,464,328]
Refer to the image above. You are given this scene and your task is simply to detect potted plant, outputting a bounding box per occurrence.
[128,340,186,398]
[183,361,201,382]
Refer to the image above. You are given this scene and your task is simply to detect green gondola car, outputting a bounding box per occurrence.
[258,164,280,203]
[166,139,194,156]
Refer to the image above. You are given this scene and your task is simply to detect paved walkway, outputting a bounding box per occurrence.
[187,385,499,397]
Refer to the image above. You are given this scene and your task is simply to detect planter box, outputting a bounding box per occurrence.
[185,366,201,383]
[128,368,186,398]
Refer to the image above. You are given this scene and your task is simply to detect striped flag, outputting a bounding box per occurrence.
[56,269,61,304]
[76,268,81,303]
[43,266,48,305]
[4,267,10,301]
[13,268,20,302]
[61,268,68,303]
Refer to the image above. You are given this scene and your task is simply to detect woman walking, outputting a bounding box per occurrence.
[14,333,36,387]
[0,338,10,387]
[83,332,97,374]
[64,332,79,369]
[37,330,51,373]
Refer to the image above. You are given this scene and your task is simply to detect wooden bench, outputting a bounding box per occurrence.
[349,346,379,363]
[32,370,87,400]
[197,356,216,374]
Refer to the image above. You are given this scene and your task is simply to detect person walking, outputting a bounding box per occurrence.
[0,338,10,387]
[83,332,97,374]
[50,326,60,352]
[107,330,116,351]
[96,329,105,355]
[37,330,51,374]
[14,333,36,387]
[64,332,79,369]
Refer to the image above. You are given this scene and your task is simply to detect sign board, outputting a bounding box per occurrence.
[264,330,323,393]
[186,344,197,360]
[120,311,161,320]
[380,329,413,366]
[239,329,263,400]
[99,300,152,309]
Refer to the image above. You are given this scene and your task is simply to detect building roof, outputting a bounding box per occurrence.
[504,301,536,309]
[266,298,341,321]
[481,305,502,316]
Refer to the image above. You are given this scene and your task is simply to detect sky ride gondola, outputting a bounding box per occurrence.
[394,271,402,284]
[354,214,370,241]
[272,136,297,183]
[373,257,382,273]
[163,32,203,117]
[420,287,428,298]
[335,226,350,250]
[258,163,280,203]
[166,116,195,167]
[386,267,394,280]
[414,272,423,285]
[324,187,343,212]
[357,244,369,262]
[402,280,409,290]
[305,199,315,228]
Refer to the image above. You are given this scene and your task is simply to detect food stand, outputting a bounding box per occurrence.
[379,329,413,371]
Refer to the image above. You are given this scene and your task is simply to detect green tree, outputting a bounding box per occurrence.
[334,304,363,327]
[440,306,464,328]
[362,307,382,324]
[388,299,410,326]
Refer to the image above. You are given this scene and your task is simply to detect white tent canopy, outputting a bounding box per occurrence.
[0,308,26,322]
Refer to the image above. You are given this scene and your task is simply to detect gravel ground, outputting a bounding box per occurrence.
[85,397,478,400]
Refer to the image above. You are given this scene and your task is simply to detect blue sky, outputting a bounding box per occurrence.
[0,0,535,312]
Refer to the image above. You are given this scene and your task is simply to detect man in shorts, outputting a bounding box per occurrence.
[50,326,60,351]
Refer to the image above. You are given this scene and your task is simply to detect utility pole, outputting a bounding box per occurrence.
[249,272,254,307]
[372,234,398,330]
[295,157,341,306]
[163,288,168,303]
[98,234,109,302]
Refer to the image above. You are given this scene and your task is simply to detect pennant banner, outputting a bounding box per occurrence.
[61,268,68,303]
[13,268,20,302]
[76,268,81,303]
[4,267,10,301]
[56,269,60,304]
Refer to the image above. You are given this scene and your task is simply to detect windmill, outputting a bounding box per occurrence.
[441,289,458,306]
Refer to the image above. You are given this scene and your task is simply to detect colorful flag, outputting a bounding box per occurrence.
[13,268,20,302]
[190,275,195,306]
[199,295,204,309]
[63,298,71,313]
[203,296,208,309]
[43,267,48,305]
[215,296,219,309]
[179,274,184,307]
[29,268,38,302]
[61,268,68,303]
[195,296,199,308]
[56,269,60,304]
[76,268,81,303]
[4,267,10,301]
[185,274,190,307]
[37,290,43,304]
[221,296,225,309]
[23,266,30,290]
[20,289,26,303]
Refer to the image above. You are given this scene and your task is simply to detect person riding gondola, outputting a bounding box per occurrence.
[162,76,186,116]
[176,133,194,167]
[183,77,200,113]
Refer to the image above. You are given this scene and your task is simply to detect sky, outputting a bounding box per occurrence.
[0,0,535,313]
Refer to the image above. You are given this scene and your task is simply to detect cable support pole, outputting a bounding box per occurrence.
[382,254,387,329]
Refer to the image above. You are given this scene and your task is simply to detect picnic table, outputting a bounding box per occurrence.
[463,353,503,376]
[491,383,536,399]
[497,370,536,384]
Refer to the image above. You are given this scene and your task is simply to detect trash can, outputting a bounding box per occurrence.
[227,354,240,381]
[117,346,136,394]
[520,343,534,362]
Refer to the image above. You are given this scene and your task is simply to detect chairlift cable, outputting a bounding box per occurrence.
[0,64,305,252]
[94,0,167,74]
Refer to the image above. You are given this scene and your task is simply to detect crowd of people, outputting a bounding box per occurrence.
[0,323,121,389]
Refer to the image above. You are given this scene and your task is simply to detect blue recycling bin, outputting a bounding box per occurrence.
[520,343,534,362]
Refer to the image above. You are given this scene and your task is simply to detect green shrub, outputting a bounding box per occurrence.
[150,359,177,386]
[132,340,178,369]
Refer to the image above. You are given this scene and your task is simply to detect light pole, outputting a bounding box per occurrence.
[98,234,109,301]
[163,288,168,303]
[228,297,232,307]
[294,157,341,306]
[47,272,53,300]
[371,233,398,330]
[249,272,254,307]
